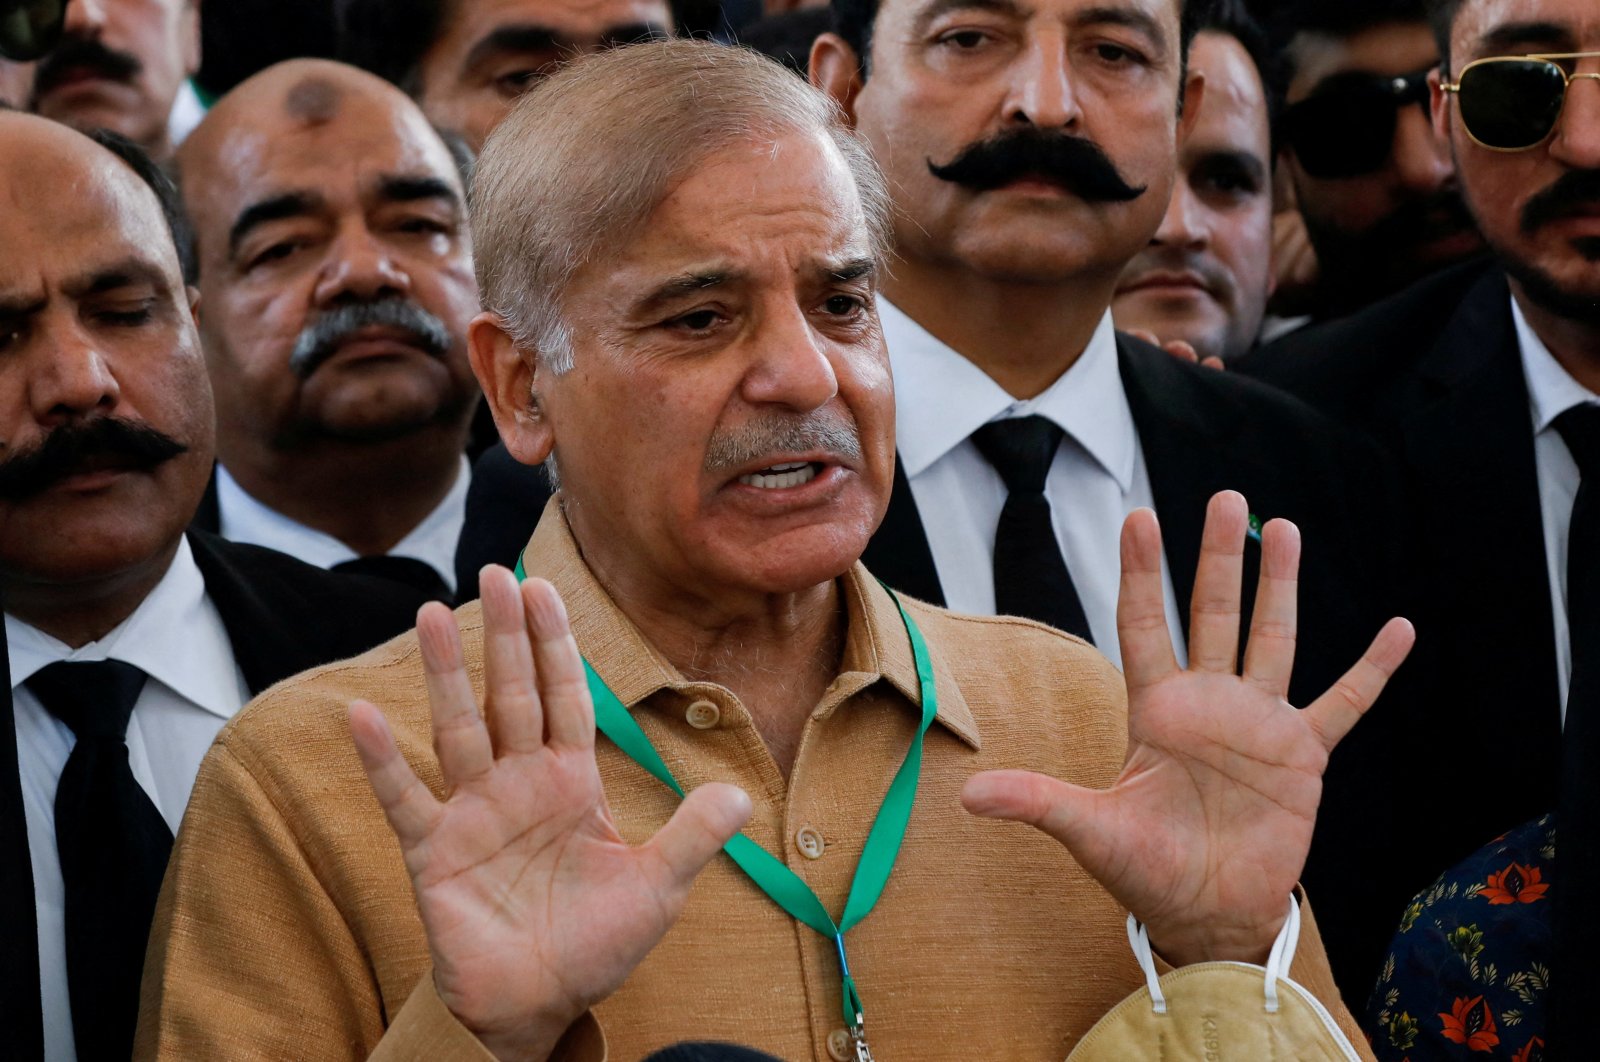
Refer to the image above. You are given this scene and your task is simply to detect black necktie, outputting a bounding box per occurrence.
[25,660,167,1062]
[970,415,1094,641]
[1550,403,1600,1052]
[332,554,451,602]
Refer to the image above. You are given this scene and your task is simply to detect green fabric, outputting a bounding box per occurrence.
[514,556,937,1032]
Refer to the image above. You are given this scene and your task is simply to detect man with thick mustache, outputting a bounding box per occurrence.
[25,0,203,159]
[138,41,1409,1061]
[178,60,483,600]
[1245,0,1600,1038]
[0,114,428,1062]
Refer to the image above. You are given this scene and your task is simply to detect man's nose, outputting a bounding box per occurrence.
[32,320,120,424]
[1004,33,1082,130]
[742,305,840,412]
[1390,105,1454,195]
[1153,182,1209,250]
[1550,72,1600,169]
[63,0,108,38]
[312,226,412,307]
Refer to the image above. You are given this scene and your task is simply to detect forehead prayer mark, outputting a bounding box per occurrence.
[285,77,344,125]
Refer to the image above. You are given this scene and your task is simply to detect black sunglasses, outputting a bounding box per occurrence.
[1280,69,1433,179]
[0,0,66,61]
[1442,52,1600,151]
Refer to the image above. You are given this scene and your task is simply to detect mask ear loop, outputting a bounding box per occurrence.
[1125,913,1168,1015]
[1262,893,1303,1014]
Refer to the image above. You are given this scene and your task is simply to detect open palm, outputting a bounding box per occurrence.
[964,491,1414,965]
[350,569,751,1059]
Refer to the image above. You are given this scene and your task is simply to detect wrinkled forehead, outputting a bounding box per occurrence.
[1454,0,1600,60]
[573,135,876,313]
[0,145,178,291]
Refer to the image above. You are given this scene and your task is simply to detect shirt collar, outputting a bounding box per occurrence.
[882,298,1136,491]
[215,456,470,593]
[520,498,979,748]
[5,536,243,721]
[1514,294,1600,434]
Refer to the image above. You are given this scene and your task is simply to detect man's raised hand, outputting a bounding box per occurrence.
[963,491,1413,966]
[349,567,751,1061]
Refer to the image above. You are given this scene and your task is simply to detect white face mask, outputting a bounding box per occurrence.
[1067,898,1362,1062]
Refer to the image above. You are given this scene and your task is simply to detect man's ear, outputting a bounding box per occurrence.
[1428,66,1451,142]
[467,312,555,467]
[1178,69,1206,141]
[180,0,202,78]
[811,32,865,127]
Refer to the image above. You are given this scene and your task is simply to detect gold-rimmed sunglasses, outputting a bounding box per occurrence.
[1441,52,1600,151]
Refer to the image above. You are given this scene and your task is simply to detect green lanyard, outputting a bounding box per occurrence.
[515,558,938,1050]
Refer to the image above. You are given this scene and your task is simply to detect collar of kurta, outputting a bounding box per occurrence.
[521,496,981,750]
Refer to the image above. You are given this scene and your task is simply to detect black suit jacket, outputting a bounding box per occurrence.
[454,335,1405,1001]
[0,530,428,1056]
[1242,261,1564,975]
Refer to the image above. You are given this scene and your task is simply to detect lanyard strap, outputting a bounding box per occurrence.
[515,558,937,1031]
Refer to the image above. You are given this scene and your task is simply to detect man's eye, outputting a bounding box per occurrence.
[823,295,865,317]
[671,310,721,332]
[495,71,542,97]
[937,30,989,50]
[249,242,301,269]
[398,218,450,236]
[0,326,20,352]
[97,305,154,327]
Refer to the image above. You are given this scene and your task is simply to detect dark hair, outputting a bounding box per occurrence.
[86,129,199,285]
[1267,0,1431,97]
[1424,0,1466,69]
[1197,0,1279,136]
[737,8,835,76]
[333,0,447,89]
[832,0,1208,77]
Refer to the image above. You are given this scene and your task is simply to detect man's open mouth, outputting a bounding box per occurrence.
[737,461,823,490]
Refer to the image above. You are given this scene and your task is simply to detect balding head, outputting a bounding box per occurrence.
[0,110,214,609]
[175,59,480,501]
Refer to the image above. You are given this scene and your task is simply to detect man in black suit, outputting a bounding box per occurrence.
[455,0,1407,1005]
[1242,0,1600,1034]
[0,113,428,1061]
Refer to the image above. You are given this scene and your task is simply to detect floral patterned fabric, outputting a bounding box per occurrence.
[1365,815,1553,1061]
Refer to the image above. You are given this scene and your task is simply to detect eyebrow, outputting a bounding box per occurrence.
[377,174,462,210]
[228,191,326,258]
[827,258,878,283]
[463,24,562,70]
[1477,21,1575,57]
[633,269,739,316]
[1071,4,1167,53]
[65,257,171,300]
[914,0,1027,34]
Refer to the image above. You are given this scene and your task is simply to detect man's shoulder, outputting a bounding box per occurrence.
[1238,260,1505,417]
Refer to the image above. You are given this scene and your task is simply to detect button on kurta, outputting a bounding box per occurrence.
[827,1027,854,1061]
[685,699,721,729]
[796,826,826,859]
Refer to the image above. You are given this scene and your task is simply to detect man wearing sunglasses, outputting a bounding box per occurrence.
[1269,0,1484,321]
[1246,0,1600,1037]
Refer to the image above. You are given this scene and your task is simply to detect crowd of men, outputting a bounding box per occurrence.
[0,0,1594,1059]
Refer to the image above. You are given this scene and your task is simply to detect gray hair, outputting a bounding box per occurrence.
[470,38,892,374]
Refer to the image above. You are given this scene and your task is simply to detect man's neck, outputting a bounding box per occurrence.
[882,255,1118,400]
[219,427,466,556]
[4,538,181,649]
[571,524,844,779]
[1513,284,1600,396]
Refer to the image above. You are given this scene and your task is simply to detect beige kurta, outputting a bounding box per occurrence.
[137,503,1372,1061]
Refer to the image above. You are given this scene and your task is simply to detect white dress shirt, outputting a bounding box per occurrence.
[883,298,1187,669]
[6,537,249,1062]
[1514,297,1600,728]
[215,456,470,594]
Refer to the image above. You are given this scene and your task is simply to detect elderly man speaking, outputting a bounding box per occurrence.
[137,40,1411,1061]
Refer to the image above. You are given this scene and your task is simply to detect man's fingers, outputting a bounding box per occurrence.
[1240,518,1301,698]
[1163,340,1200,364]
[479,565,545,755]
[643,782,753,889]
[1305,617,1416,752]
[523,579,596,750]
[962,770,1115,871]
[1117,509,1180,691]
[350,699,443,846]
[418,603,496,789]
[1187,492,1248,674]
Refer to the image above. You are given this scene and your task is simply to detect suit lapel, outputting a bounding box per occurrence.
[186,531,318,695]
[862,456,947,607]
[1118,338,1263,645]
[191,467,221,534]
[0,615,44,1057]
[1397,274,1561,801]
